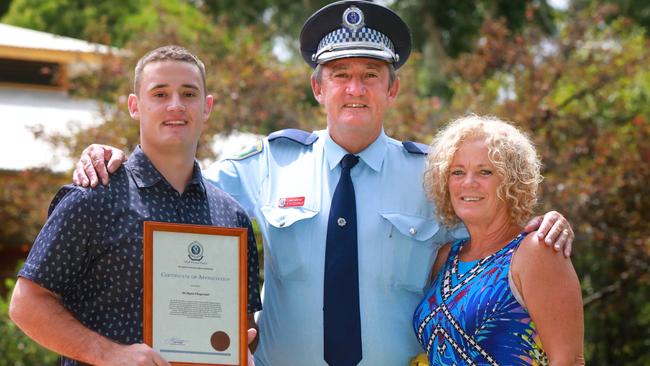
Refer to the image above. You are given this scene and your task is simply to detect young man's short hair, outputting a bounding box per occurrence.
[133,45,207,95]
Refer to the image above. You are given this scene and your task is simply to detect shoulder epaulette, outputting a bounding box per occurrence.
[402,141,429,155]
[230,140,264,160]
[268,128,319,146]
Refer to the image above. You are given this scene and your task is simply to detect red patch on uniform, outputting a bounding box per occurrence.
[279,196,305,208]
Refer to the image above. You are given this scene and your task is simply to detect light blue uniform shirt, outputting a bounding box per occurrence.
[205,129,467,366]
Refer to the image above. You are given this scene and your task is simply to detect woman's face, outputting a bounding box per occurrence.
[448,138,508,226]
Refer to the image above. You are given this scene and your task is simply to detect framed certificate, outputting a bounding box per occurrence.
[143,221,248,366]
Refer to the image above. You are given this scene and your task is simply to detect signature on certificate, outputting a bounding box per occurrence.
[164,337,189,346]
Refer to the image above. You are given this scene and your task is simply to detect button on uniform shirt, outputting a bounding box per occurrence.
[19,146,262,366]
[206,129,468,366]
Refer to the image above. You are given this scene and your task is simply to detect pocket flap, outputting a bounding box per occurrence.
[380,212,440,241]
[261,205,319,228]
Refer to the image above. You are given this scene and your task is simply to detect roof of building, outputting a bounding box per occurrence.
[0,23,114,54]
[0,23,126,64]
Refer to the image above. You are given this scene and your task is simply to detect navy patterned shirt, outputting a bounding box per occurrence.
[19,146,262,365]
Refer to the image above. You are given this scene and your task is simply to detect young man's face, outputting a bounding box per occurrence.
[312,58,399,146]
[128,61,213,155]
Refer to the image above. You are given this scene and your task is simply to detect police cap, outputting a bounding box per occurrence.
[300,0,412,69]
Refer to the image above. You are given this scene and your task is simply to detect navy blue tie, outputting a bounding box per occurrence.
[324,154,362,366]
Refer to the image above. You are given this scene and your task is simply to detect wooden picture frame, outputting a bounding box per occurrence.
[143,221,248,366]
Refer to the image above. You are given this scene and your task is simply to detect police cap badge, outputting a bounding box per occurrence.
[300,0,412,69]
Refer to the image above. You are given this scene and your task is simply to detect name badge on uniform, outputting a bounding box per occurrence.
[278,196,305,208]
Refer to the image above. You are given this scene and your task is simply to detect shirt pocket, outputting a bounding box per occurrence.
[260,205,319,281]
[379,212,441,293]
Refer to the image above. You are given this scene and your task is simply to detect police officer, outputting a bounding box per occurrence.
[73,2,574,365]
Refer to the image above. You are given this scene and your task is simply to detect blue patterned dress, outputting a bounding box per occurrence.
[412,233,549,365]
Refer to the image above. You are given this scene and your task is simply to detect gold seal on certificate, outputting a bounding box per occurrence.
[143,222,248,366]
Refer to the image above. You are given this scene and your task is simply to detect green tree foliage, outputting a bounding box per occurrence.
[392,0,554,58]
[0,1,11,19]
[2,0,140,46]
[598,0,650,34]
[1,0,212,46]
[390,0,556,99]
[198,0,334,45]
[0,170,66,251]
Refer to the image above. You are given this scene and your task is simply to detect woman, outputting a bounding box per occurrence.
[413,116,584,365]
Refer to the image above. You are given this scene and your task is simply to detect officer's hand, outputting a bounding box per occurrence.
[73,144,127,187]
[101,343,169,366]
[247,328,257,366]
[524,211,574,258]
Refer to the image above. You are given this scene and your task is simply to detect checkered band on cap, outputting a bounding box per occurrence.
[313,26,397,63]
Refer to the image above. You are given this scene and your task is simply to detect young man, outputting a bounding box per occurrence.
[72,2,574,365]
[10,45,261,366]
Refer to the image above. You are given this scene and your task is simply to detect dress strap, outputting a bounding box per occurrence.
[445,238,467,265]
[503,232,528,251]
[447,238,467,257]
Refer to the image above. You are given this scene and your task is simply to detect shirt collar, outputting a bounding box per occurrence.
[324,129,387,172]
[126,145,205,193]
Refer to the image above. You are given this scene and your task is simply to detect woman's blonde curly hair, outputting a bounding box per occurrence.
[424,115,543,228]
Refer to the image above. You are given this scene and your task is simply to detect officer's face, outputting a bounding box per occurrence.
[128,61,213,155]
[312,58,399,150]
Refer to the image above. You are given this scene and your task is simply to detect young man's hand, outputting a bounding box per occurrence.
[247,328,257,365]
[100,343,170,366]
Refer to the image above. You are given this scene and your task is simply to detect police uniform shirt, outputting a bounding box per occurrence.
[206,129,468,366]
